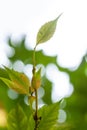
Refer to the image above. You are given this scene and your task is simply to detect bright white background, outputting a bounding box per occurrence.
[0,0,87,101]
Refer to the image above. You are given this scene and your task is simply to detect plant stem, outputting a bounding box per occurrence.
[33,45,39,130]
[33,45,37,68]
[35,90,38,116]
[34,89,38,130]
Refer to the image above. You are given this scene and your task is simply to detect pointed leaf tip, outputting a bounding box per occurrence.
[56,13,63,21]
[36,13,62,45]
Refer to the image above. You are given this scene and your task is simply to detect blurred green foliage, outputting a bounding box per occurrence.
[58,55,87,130]
[0,37,87,130]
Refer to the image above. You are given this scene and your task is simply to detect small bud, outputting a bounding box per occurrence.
[31,68,41,90]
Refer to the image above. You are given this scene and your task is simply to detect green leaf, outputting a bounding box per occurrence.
[38,102,59,130]
[42,76,52,104]
[27,115,35,130]
[36,14,62,45]
[0,68,9,78]
[0,67,30,94]
[50,123,74,130]
[7,105,28,130]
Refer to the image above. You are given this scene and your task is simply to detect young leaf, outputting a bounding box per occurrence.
[0,77,28,94]
[0,67,30,94]
[27,115,35,130]
[36,14,62,45]
[27,114,35,130]
[7,105,28,130]
[38,102,59,130]
[28,96,36,108]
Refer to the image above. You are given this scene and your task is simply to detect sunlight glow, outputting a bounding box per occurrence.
[0,109,7,127]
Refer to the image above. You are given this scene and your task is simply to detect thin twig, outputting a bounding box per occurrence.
[33,45,39,130]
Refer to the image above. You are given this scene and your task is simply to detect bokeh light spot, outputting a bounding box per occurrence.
[7,89,18,100]
[58,109,67,123]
